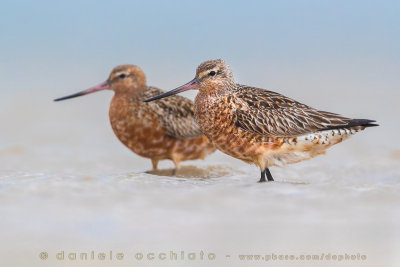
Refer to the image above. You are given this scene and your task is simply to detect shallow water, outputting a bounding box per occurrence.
[1,92,399,267]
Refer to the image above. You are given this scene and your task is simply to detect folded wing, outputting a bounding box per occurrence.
[144,87,203,139]
[234,85,377,137]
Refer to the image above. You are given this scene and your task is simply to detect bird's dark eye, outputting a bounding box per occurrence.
[209,71,216,76]
[119,73,127,79]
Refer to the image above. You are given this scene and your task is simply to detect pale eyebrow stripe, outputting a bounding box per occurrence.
[199,69,217,78]
[114,71,126,77]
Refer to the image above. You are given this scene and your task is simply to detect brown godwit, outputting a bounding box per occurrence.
[145,59,378,182]
[54,64,215,172]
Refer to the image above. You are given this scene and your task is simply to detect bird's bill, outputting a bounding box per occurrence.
[144,78,198,102]
[54,81,111,101]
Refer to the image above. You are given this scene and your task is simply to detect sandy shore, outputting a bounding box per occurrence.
[0,92,399,266]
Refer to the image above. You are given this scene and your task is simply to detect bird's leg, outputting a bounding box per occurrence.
[151,159,159,171]
[259,168,274,183]
[172,158,180,176]
[259,169,266,183]
[265,168,274,181]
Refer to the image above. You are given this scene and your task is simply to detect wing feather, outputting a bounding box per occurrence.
[143,87,203,139]
[233,85,355,137]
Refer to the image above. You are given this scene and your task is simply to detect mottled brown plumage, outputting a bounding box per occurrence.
[145,59,378,182]
[55,64,215,171]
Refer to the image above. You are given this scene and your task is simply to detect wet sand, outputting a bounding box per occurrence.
[0,92,399,266]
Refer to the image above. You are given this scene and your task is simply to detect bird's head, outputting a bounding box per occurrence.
[144,59,234,102]
[54,64,147,101]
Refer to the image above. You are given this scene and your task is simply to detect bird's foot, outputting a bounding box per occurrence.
[259,168,274,183]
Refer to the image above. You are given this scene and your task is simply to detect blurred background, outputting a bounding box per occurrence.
[1,0,399,266]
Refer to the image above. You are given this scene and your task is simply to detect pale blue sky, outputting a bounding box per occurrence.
[1,0,399,103]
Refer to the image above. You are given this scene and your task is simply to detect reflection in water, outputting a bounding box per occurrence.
[146,165,233,179]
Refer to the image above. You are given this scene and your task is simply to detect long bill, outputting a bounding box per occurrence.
[144,78,198,102]
[54,81,111,101]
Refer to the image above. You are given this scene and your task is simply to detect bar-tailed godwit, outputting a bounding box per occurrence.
[55,64,215,172]
[145,59,378,182]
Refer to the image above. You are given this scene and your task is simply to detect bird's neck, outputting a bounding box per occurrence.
[114,86,146,100]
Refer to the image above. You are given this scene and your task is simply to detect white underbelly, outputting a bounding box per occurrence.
[263,128,362,167]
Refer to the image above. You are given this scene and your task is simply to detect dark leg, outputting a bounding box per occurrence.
[259,169,266,183]
[259,168,274,183]
[265,168,274,181]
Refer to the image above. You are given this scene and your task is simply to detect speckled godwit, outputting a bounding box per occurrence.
[55,64,215,172]
[145,59,378,182]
